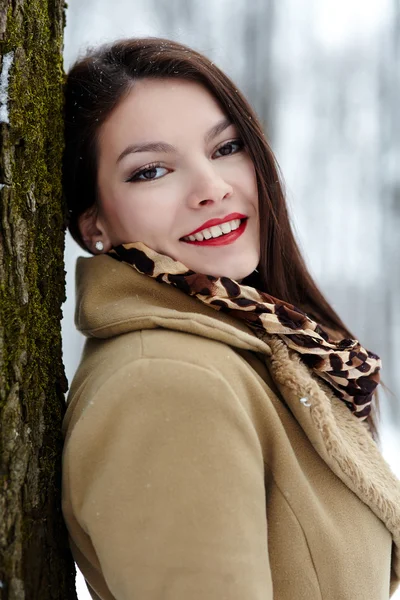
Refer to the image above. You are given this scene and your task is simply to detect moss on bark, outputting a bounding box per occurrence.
[0,0,77,597]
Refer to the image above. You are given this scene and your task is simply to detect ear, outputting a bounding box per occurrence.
[78,207,113,254]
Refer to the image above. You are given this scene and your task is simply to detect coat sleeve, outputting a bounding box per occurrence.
[64,357,273,600]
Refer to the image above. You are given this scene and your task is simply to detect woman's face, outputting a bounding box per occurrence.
[84,78,260,281]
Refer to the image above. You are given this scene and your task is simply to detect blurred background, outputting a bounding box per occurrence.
[62,1,400,597]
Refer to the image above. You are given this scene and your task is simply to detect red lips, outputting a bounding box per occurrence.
[181,212,247,238]
[181,217,248,247]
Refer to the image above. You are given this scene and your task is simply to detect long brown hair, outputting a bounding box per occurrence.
[62,36,380,439]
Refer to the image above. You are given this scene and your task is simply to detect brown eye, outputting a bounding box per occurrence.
[140,167,158,180]
[126,163,168,183]
[214,139,244,158]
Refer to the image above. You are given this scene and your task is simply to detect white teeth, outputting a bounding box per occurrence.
[210,225,224,238]
[220,222,232,234]
[230,219,241,231]
[182,218,243,242]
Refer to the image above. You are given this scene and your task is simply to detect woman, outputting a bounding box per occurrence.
[61,37,400,600]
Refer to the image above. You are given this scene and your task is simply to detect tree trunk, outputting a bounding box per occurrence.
[0,1,77,598]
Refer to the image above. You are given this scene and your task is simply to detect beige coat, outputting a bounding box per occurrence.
[62,254,400,600]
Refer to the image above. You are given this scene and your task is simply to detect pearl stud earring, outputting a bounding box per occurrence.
[95,240,104,251]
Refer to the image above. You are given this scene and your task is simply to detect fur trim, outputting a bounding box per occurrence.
[265,335,400,596]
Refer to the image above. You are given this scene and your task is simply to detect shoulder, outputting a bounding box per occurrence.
[118,328,273,403]
[64,327,276,437]
[81,327,254,383]
[63,333,261,448]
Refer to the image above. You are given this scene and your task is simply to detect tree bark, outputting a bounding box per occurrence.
[0,1,77,598]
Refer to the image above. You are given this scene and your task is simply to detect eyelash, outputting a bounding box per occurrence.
[125,138,245,183]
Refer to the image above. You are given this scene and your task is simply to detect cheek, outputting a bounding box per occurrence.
[116,194,177,242]
[233,162,258,206]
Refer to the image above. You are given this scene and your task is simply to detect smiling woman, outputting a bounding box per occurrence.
[61,37,400,600]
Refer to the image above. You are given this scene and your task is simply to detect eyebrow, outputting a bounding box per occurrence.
[116,117,233,164]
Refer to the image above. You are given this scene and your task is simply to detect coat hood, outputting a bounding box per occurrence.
[75,254,272,356]
[74,253,400,595]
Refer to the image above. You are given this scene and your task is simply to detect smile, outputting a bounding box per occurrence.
[180,218,248,247]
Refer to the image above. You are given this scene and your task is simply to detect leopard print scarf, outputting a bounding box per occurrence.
[108,242,381,421]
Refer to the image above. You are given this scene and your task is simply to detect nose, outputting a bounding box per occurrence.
[185,161,233,208]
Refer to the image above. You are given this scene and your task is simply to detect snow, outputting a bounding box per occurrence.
[0,51,14,124]
[76,569,91,600]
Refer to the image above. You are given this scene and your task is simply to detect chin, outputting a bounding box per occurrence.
[204,261,259,283]
[171,244,259,282]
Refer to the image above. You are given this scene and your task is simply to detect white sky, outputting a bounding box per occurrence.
[311,0,392,48]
